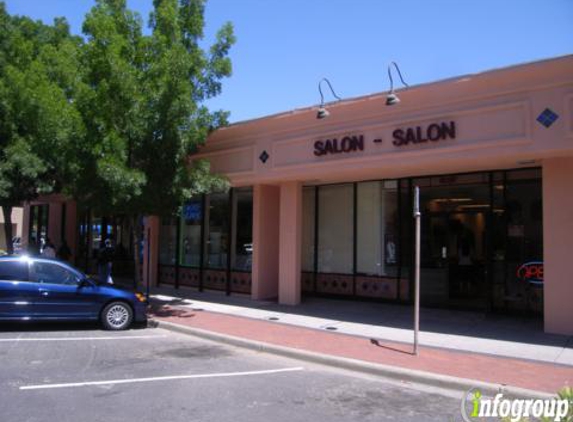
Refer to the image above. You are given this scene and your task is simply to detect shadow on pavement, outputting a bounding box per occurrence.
[149,286,571,349]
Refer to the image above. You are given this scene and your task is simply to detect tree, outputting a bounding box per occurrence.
[0,3,84,253]
[76,0,234,284]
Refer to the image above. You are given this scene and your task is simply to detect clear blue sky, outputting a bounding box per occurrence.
[5,0,573,123]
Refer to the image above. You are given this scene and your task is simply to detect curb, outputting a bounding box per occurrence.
[150,318,553,400]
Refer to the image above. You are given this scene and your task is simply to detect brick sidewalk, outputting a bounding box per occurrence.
[149,304,573,394]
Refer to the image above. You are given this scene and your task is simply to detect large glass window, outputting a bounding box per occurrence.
[159,217,177,265]
[356,181,399,277]
[399,179,412,284]
[156,188,254,292]
[205,192,230,269]
[231,188,253,271]
[317,184,353,274]
[503,169,543,311]
[302,187,316,272]
[180,199,203,267]
[28,204,49,251]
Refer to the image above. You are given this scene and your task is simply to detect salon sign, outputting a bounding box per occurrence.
[312,121,456,157]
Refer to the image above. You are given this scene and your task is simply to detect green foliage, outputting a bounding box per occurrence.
[0,0,233,263]
[73,0,235,216]
[0,138,50,201]
[541,387,573,422]
[0,0,233,216]
[0,2,84,206]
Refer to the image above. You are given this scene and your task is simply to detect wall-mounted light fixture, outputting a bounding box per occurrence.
[317,78,342,119]
[386,62,409,106]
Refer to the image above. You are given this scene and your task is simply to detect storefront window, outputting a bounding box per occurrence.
[502,169,543,312]
[180,198,202,267]
[356,181,399,277]
[159,217,177,265]
[302,187,316,272]
[91,217,104,251]
[231,188,253,271]
[399,179,411,280]
[205,192,230,269]
[28,204,49,250]
[317,184,353,274]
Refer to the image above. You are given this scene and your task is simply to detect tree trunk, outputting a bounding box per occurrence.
[132,214,142,289]
[1,205,14,255]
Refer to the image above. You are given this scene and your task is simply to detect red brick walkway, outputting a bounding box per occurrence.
[151,305,572,394]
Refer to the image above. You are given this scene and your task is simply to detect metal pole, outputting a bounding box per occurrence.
[413,186,421,356]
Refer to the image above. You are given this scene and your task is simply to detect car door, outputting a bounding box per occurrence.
[0,259,38,319]
[30,260,100,320]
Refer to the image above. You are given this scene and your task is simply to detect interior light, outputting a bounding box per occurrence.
[457,204,491,209]
[433,198,473,203]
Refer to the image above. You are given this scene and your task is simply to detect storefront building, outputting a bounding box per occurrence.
[152,55,573,335]
[22,55,573,335]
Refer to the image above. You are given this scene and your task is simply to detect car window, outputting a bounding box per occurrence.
[30,262,80,286]
[0,261,29,281]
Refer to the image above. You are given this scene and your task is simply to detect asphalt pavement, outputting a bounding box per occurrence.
[0,323,462,422]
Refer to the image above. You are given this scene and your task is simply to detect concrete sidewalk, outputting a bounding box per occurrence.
[146,286,573,395]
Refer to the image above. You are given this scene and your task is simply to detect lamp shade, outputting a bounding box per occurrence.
[386,93,400,106]
[317,107,330,119]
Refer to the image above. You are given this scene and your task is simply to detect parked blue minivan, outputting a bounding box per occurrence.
[0,256,147,330]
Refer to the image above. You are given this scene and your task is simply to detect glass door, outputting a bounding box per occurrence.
[415,173,491,310]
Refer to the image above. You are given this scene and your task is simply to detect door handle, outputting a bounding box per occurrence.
[39,289,50,297]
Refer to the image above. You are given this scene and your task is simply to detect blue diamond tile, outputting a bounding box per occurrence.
[259,150,269,164]
[536,108,559,128]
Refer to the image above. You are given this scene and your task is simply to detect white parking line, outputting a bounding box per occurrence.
[0,335,168,342]
[20,367,305,390]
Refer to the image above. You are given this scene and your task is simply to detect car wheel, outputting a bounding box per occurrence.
[101,302,133,330]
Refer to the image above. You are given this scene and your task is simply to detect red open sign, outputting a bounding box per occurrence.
[516,261,543,286]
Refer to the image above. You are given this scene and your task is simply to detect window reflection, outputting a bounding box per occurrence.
[232,189,253,271]
[180,199,203,267]
[317,184,353,274]
[205,193,229,269]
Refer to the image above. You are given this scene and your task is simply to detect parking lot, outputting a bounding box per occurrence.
[0,323,461,422]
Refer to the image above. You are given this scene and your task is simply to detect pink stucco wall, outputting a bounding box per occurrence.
[543,158,573,335]
[278,182,302,305]
[199,56,573,189]
[252,184,280,300]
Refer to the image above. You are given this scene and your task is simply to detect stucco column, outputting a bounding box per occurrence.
[543,158,573,335]
[278,181,303,305]
[143,216,160,288]
[252,184,280,300]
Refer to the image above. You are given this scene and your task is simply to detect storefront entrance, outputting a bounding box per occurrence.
[417,175,490,310]
[415,169,543,313]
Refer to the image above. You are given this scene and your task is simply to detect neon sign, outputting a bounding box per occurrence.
[516,261,543,286]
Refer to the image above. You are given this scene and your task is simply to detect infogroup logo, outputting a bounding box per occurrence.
[460,388,571,422]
